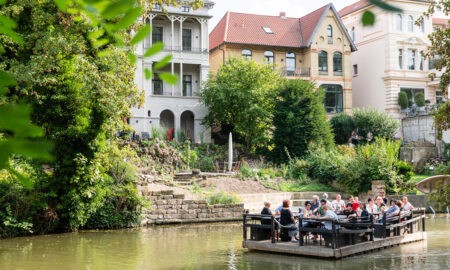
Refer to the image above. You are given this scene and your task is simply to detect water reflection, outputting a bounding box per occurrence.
[0,217,448,269]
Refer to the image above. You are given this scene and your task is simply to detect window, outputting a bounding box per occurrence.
[183,75,192,96]
[419,51,424,70]
[242,49,252,60]
[353,64,358,76]
[153,73,163,95]
[398,49,403,69]
[321,84,343,113]
[154,3,161,10]
[351,26,356,42]
[419,20,425,33]
[262,26,273,34]
[264,51,274,65]
[182,28,192,51]
[407,15,414,32]
[181,5,190,12]
[400,88,424,106]
[327,25,333,44]
[436,91,445,103]
[396,14,402,31]
[152,26,163,44]
[285,52,296,75]
[333,52,343,75]
[318,51,328,74]
[407,49,416,70]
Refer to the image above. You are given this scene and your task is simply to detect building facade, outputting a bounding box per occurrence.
[130,1,214,142]
[340,0,447,119]
[209,4,357,114]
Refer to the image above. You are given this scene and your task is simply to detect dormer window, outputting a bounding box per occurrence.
[154,3,161,10]
[262,26,273,34]
[181,5,190,12]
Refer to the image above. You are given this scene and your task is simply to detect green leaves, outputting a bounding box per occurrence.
[159,72,177,84]
[144,42,164,57]
[101,0,136,19]
[130,25,151,45]
[363,0,402,26]
[362,11,375,26]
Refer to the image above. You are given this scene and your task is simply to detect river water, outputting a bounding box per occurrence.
[0,216,448,270]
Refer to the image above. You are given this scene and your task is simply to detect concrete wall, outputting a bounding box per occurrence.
[141,190,244,225]
[402,115,436,144]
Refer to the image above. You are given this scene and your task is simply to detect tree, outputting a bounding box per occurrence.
[1,0,141,230]
[200,58,282,153]
[270,80,334,163]
[330,113,356,145]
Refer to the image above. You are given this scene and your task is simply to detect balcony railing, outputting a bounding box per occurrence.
[144,43,208,53]
[280,67,311,77]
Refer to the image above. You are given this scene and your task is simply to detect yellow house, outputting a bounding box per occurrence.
[209,3,356,114]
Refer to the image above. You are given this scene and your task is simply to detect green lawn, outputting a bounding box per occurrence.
[411,174,429,183]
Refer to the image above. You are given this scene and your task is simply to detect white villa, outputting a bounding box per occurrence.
[340,0,447,119]
[130,1,214,142]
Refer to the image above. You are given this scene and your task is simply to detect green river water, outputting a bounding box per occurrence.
[0,216,448,270]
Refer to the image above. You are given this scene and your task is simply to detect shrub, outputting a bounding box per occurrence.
[330,113,356,145]
[398,91,408,109]
[206,191,241,205]
[352,108,399,139]
[415,92,425,107]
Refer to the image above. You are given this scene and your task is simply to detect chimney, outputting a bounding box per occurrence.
[280,12,286,19]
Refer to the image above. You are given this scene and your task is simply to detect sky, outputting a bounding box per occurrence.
[208,0,352,32]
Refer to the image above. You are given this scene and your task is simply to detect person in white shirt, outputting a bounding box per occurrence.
[331,194,345,211]
[317,205,339,247]
[367,197,378,214]
[402,196,414,211]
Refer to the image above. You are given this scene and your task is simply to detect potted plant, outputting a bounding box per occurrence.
[415,92,426,114]
[398,91,408,114]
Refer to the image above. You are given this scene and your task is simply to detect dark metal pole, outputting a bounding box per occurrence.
[271,216,275,243]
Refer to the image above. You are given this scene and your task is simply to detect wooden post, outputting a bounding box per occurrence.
[243,214,247,241]
[422,215,425,232]
[382,212,387,238]
[299,218,304,246]
[331,221,336,249]
[271,216,275,244]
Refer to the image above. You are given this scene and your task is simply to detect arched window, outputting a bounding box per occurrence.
[333,52,343,75]
[319,51,328,74]
[321,84,343,113]
[285,52,296,76]
[327,25,333,44]
[407,15,414,32]
[351,26,356,42]
[264,51,274,65]
[396,14,402,31]
[242,49,252,60]
[419,20,425,33]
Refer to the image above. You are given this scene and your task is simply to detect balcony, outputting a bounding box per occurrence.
[143,43,208,53]
[280,67,311,77]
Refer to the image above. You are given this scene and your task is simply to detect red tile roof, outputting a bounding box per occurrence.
[432,17,449,26]
[210,3,356,52]
[338,0,370,17]
[210,12,302,50]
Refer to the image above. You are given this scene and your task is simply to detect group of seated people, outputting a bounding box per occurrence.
[260,193,414,245]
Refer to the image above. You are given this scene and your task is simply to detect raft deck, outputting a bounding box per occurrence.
[242,211,426,259]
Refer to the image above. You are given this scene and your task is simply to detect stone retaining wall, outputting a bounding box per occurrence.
[141,190,244,225]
